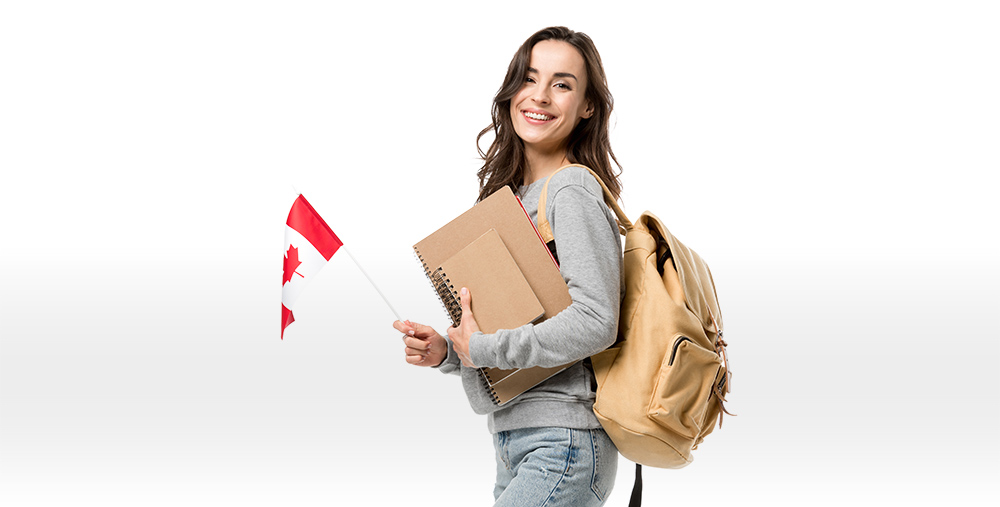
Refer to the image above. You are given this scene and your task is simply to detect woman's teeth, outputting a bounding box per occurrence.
[524,111,552,121]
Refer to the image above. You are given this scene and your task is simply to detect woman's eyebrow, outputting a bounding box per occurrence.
[526,67,579,82]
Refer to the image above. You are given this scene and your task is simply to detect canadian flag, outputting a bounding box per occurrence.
[282,194,342,339]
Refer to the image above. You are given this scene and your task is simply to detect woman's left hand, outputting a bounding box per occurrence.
[447,287,481,367]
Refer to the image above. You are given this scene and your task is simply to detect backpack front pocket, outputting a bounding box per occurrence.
[647,334,723,439]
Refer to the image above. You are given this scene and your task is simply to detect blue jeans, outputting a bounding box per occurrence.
[492,427,617,507]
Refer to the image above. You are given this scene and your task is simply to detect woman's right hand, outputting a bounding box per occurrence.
[393,320,448,367]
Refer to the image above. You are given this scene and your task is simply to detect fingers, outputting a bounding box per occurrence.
[392,320,413,334]
[397,319,446,367]
[458,288,481,335]
[446,322,475,368]
[402,336,431,351]
[405,340,441,366]
[402,328,436,365]
[405,347,432,365]
[408,320,436,338]
[459,287,471,315]
[396,319,443,340]
[405,346,427,361]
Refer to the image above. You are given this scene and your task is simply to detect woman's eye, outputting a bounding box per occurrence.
[555,83,571,90]
[525,77,535,83]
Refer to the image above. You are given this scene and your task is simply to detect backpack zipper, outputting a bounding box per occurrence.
[668,336,692,366]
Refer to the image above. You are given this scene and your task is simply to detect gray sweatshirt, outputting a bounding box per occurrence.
[436,166,623,434]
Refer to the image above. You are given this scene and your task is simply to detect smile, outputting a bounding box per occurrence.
[522,110,554,121]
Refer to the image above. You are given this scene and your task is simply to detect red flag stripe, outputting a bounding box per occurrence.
[286,195,343,260]
[281,303,295,340]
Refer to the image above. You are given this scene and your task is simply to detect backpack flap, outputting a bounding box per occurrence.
[638,213,724,348]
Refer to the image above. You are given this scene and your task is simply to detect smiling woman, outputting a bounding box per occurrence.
[392,26,625,507]
[475,26,621,203]
[509,40,594,163]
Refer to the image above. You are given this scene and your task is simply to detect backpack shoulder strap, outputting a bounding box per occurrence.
[537,165,645,506]
[536,164,632,244]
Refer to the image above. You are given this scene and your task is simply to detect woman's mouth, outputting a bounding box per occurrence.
[522,110,554,122]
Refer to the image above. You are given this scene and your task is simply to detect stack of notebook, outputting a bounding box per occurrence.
[413,186,573,406]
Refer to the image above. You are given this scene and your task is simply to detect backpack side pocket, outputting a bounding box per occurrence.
[647,334,723,439]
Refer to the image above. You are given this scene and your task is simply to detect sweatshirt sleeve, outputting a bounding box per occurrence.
[434,336,462,375]
[468,175,621,369]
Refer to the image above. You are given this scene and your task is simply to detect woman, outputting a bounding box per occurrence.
[393,26,623,507]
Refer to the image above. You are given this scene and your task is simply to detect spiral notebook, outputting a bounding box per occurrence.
[434,229,546,333]
[414,186,573,406]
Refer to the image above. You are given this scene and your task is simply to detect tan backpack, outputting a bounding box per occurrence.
[537,165,733,505]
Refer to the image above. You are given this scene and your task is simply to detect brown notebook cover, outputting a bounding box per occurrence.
[435,229,545,333]
[414,186,573,406]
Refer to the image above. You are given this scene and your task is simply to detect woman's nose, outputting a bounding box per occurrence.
[531,88,551,105]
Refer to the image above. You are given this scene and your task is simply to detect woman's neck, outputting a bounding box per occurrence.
[523,147,571,186]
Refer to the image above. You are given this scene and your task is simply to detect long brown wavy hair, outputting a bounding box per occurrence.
[476,26,622,203]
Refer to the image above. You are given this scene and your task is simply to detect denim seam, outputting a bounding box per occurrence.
[501,431,511,470]
[589,429,605,501]
[540,428,574,507]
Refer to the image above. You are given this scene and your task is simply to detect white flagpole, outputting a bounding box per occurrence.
[291,187,402,321]
[340,245,403,322]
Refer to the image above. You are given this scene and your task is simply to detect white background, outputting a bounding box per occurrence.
[2,1,997,506]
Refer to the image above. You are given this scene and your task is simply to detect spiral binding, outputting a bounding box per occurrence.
[413,248,501,406]
[414,249,450,325]
[430,267,462,327]
[479,369,502,405]
[413,248,464,327]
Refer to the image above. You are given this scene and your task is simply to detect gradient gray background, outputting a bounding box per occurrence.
[2,1,997,506]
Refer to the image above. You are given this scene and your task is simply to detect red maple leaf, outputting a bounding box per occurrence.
[283,245,304,284]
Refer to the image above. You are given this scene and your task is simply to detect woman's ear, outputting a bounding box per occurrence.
[583,101,595,119]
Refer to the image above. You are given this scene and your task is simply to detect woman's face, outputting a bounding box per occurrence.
[509,40,593,155]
